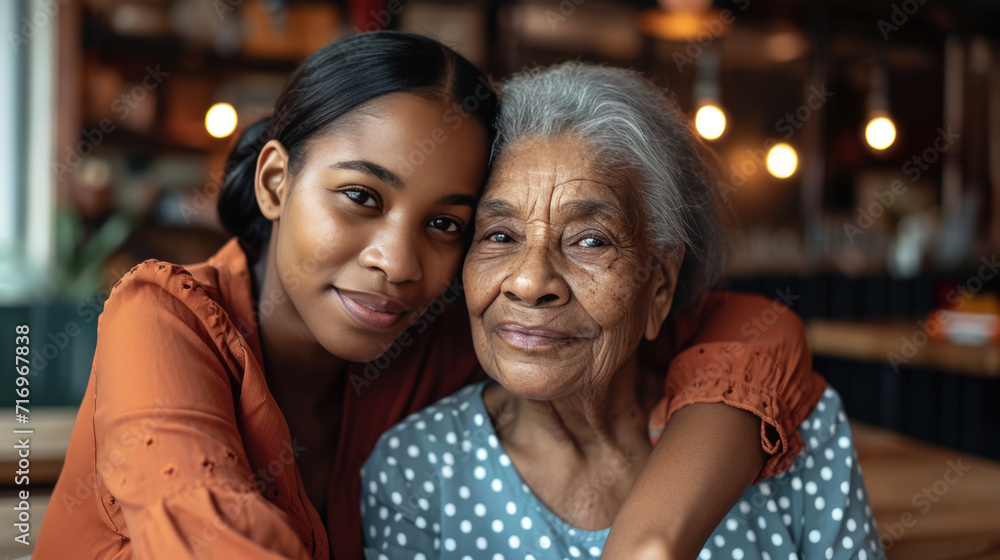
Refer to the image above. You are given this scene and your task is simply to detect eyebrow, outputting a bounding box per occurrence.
[329,160,404,189]
[439,194,479,208]
[477,198,627,224]
[561,200,628,224]
[477,198,518,218]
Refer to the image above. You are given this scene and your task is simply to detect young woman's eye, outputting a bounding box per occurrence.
[342,188,380,208]
[428,217,462,233]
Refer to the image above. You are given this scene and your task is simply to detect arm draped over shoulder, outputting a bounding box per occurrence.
[645,291,827,481]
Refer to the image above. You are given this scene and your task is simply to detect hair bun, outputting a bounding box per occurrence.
[218,117,273,251]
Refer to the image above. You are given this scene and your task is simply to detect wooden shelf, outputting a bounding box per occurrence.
[83,26,301,76]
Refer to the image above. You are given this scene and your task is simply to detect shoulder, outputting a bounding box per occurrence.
[696,291,807,345]
[104,237,249,324]
[106,259,217,316]
[364,383,488,482]
[101,258,238,353]
[668,290,814,384]
[93,257,252,416]
[666,289,815,379]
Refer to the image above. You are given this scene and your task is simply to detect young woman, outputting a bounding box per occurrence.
[35,32,824,560]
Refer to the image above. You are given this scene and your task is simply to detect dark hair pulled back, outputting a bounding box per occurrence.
[217,31,499,252]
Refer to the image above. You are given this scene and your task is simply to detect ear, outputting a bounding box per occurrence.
[644,246,685,341]
[254,139,292,221]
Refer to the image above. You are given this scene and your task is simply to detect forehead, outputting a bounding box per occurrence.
[303,92,488,183]
[485,135,628,209]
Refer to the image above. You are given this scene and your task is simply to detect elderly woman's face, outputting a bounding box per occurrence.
[463,135,679,400]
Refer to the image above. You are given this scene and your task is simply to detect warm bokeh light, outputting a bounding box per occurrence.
[658,0,713,11]
[205,103,238,138]
[766,143,798,178]
[695,104,726,140]
[764,31,808,63]
[865,116,896,150]
[638,9,722,41]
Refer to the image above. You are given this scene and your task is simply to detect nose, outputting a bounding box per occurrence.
[358,225,423,283]
[500,237,569,307]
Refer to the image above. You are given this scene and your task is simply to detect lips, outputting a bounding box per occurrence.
[334,288,410,330]
[494,322,577,351]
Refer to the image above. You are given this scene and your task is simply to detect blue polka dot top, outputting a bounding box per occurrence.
[361,383,883,560]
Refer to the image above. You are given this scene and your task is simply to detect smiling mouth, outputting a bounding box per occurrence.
[494,322,578,351]
[334,288,410,330]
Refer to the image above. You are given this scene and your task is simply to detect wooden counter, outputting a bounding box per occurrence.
[853,422,1000,559]
[806,320,1000,378]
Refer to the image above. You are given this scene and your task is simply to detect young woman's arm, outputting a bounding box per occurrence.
[54,263,315,559]
[602,292,827,559]
[603,402,767,559]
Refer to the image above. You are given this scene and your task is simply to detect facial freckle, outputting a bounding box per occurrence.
[464,134,671,400]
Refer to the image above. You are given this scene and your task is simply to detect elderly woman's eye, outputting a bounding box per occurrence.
[577,236,606,248]
[342,187,380,208]
[428,217,462,233]
[487,231,514,243]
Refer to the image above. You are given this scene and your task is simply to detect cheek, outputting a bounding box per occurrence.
[279,190,362,282]
[570,266,647,330]
[462,251,506,315]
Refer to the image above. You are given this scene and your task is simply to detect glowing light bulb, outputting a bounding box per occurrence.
[205,103,238,139]
[865,116,896,150]
[695,104,726,140]
[766,143,797,178]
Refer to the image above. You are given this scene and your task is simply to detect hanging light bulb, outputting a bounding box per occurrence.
[766,143,798,178]
[864,58,895,151]
[205,103,238,139]
[865,115,896,150]
[695,104,726,140]
[692,46,726,140]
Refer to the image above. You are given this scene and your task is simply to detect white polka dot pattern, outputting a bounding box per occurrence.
[361,382,883,559]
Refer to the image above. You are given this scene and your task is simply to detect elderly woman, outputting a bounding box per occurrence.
[361,63,882,559]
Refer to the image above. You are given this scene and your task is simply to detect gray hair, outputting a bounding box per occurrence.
[493,62,728,310]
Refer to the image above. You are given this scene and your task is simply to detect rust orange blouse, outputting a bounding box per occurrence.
[34,238,825,560]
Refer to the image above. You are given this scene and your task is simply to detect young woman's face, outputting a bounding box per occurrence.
[258,93,488,362]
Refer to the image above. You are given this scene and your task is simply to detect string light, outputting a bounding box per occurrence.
[865,116,896,150]
[695,104,726,140]
[205,103,238,139]
[766,143,798,178]
[865,60,895,151]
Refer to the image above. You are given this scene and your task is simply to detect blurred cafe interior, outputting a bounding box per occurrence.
[1,0,999,557]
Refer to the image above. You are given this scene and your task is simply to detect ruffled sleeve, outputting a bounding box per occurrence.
[90,262,315,559]
[647,292,827,481]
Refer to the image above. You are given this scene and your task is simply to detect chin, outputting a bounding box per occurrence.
[493,365,572,401]
[322,331,406,364]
